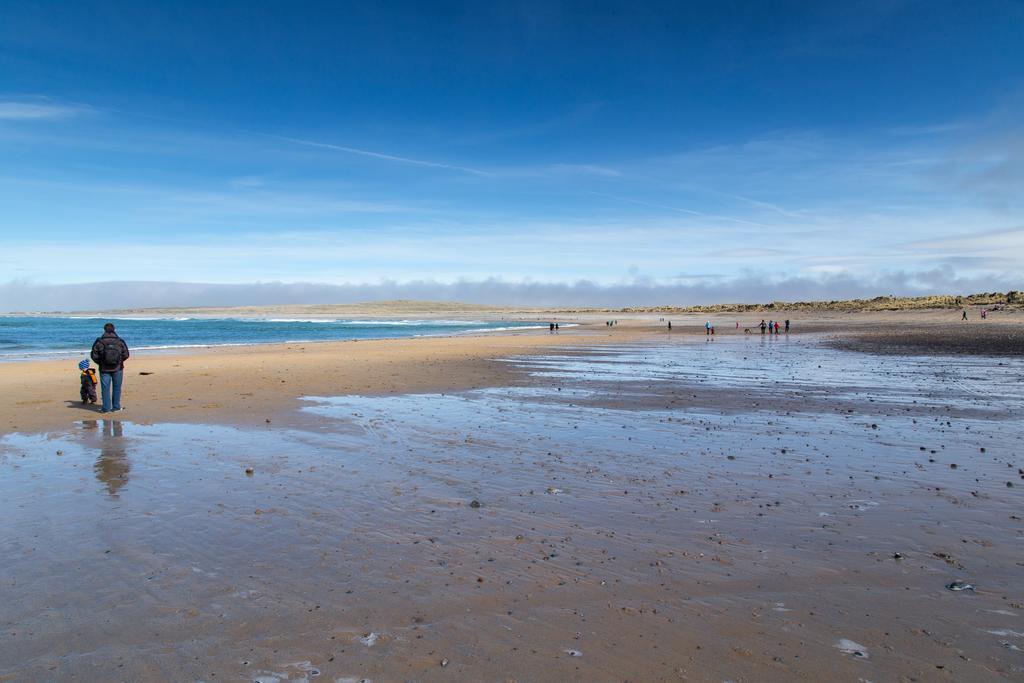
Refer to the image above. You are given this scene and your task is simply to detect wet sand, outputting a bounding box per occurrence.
[827,322,1024,356]
[2,330,1023,682]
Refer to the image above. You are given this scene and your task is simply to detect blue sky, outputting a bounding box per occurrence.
[1,0,1022,308]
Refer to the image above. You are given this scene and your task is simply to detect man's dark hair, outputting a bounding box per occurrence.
[104,323,115,333]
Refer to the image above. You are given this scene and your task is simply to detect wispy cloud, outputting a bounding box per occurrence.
[0,100,88,120]
[588,192,770,228]
[265,133,493,177]
[449,101,607,147]
[697,188,804,219]
[903,226,1024,252]
[0,175,421,224]
[708,247,786,258]
[889,122,971,136]
[545,163,622,177]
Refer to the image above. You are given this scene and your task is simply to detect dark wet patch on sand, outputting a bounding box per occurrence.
[826,323,1024,356]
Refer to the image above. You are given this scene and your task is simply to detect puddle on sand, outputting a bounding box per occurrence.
[1,338,1022,682]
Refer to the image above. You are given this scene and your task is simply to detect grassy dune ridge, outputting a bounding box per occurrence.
[623,290,1024,314]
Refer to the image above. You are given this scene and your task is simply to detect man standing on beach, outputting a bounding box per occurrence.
[91,323,130,413]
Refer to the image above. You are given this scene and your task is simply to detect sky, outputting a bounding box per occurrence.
[1,0,1023,310]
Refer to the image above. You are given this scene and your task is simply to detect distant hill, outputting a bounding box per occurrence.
[18,291,1023,317]
[32,300,508,317]
[621,291,1024,314]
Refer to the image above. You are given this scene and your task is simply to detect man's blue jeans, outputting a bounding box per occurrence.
[99,370,123,412]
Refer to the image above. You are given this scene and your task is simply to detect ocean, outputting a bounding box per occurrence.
[0,316,549,361]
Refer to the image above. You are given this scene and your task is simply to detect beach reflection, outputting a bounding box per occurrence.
[94,419,129,498]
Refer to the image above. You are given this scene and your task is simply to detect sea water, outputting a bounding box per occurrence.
[0,315,547,360]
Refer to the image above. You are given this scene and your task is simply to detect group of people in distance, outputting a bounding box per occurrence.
[759,319,789,335]
[660,319,792,335]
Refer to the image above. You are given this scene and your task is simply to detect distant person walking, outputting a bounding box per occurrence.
[760,319,767,335]
[705,320,712,336]
[962,310,968,321]
[90,323,130,413]
[667,321,672,330]
[549,322,555,333]
[785,319,790,333]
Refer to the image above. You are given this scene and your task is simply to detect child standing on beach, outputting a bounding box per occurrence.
[79,359,98,404]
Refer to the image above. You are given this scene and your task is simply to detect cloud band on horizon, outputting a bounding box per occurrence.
[2,270,1019,312]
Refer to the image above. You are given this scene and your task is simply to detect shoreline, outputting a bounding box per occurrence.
[0,321,574,363]
[5,310,1024,435]
[0,326,617,435]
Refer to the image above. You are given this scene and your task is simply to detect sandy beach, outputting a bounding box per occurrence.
[2,310,1023,681]
[0,326,605,435]
[3,307,1021,435]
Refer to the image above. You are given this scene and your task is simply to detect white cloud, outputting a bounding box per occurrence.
[1,269,1019,312]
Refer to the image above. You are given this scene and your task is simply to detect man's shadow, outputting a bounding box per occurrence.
[93,419,130,498]
[65,400,106,415]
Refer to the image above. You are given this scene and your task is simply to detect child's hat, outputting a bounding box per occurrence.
[79,359,90,370]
